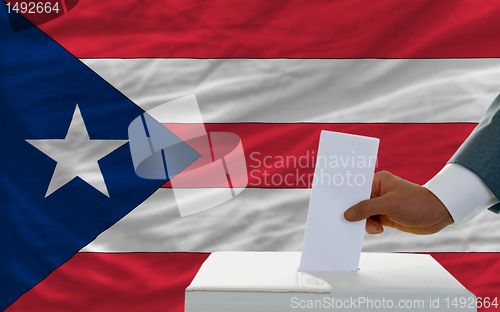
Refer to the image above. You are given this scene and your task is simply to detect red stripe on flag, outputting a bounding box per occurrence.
[38,0,500,58]
[163,123,476,188]
[6,253,500,312]
[5,253,210,312]
[432,253,500,311]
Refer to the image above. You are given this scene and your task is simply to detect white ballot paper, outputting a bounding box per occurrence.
[299,131,379,272]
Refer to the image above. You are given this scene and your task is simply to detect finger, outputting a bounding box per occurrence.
[377,215,422,234]
[370,172,383,199]
[365,217,383,234]
[377,215,396,229]
[344,196,391,222]
[370,171,394,199]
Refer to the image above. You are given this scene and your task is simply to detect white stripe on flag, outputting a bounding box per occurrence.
[82,188,500,252]
[83,58,500,122]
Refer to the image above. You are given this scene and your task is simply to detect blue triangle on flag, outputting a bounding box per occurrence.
[0,4,197,310]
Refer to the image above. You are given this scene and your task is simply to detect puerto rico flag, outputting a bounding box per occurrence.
[2,0,500,311]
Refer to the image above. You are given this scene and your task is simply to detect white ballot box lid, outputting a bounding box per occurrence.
[185,252,476,312]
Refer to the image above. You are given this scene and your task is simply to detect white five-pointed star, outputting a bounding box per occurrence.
[26,105,128,198]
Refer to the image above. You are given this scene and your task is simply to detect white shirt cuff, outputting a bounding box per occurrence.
[423,163,499,226]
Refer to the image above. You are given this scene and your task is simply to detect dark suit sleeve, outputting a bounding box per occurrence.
[449,94,500,213]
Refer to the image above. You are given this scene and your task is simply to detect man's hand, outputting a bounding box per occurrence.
[344,171,454,235]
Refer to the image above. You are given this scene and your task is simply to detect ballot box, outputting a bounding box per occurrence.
[185,252,476,312]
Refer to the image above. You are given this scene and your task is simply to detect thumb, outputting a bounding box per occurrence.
[344,196,391,222]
